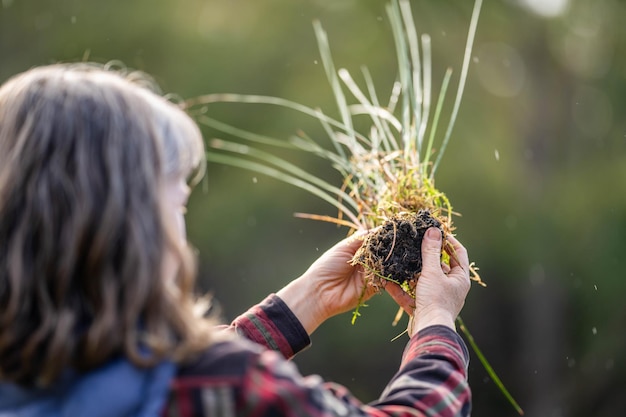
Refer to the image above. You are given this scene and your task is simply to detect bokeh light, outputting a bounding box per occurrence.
[518,0,570,18]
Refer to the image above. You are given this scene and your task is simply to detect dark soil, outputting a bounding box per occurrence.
[353,209,443,287]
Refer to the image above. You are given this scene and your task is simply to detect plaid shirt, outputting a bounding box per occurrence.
[163,295,471,417]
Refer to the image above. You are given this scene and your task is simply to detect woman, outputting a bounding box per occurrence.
[0,64,472,416]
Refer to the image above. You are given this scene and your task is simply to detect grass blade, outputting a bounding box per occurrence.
[422,67,452,175]
[187,93,365,145]
[386,1,414,160]
[431,0,483,178]
[289,133,350,175]
[457,316,524,416]
[205,150,362,227]
[209,138,360,213]
[399,0,423,154]
[418,34,432,150]
[339,68,400,155]
[196,115,295,149]
[361,66,401,153]
[313,21,355,159]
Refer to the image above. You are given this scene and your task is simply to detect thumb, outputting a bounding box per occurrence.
[421,227,443,272]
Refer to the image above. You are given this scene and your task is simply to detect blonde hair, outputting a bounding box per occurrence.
[0,63,213,386]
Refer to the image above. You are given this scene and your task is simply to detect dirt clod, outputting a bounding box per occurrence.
[352,209,443,289]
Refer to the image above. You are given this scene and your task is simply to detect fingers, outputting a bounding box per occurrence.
[407,315,416,338]
[343,228,373,252]
[342,236,365,254]
[323,232,365,261]
[444,234,470,272]
[385,282,415,315]
[444,236,471,296]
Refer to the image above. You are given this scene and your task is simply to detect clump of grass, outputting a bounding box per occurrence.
[351,209,444,295]
[184,0,522,414]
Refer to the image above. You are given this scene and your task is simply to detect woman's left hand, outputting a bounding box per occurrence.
[276,232,377,335]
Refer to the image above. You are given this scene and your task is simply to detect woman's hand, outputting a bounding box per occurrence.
[276,232,376,335]
[386,228,471,336]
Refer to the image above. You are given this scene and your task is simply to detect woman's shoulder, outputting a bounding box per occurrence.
[175,336,263,381]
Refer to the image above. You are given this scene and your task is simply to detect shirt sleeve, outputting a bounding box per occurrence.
[218,294,311,359]
[372,325,471,415]
[240,325,471,417]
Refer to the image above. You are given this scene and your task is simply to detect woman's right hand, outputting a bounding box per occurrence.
[386,227,471,336]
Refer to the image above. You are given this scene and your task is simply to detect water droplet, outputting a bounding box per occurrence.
[594,284,598,290]
[592,327,597,335]
[494,149,500,161]
[252,177,258,184]
[313,60,318,65]
[71,16,77,24]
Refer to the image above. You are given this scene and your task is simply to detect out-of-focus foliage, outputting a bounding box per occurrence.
[2,0,625,415]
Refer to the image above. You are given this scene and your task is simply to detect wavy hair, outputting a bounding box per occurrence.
[0,63,213,386]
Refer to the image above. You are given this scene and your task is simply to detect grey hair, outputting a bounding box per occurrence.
[0,63,213,386]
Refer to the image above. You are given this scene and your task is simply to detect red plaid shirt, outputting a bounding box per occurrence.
[163,295,471,417]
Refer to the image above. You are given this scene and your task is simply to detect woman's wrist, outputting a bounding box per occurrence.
[413,308,456,334]
[276,277,325,335]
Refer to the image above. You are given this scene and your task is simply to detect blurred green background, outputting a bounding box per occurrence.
[2,0,625,415]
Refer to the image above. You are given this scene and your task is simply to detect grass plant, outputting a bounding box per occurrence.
[185,0,522,414]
